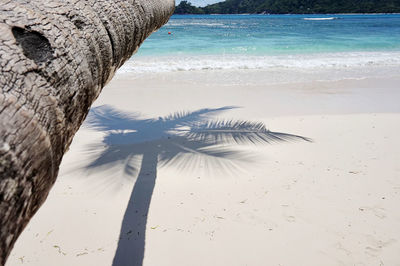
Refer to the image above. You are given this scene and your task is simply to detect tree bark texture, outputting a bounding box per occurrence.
[0,0,174,264]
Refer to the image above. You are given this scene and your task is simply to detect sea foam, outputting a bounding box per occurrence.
[303,17,338,20]
[118,51,400,74]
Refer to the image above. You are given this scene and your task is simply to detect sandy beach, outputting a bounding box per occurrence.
[6,66,400,265]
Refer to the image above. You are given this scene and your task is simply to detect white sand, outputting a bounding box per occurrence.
[6,68,400,266]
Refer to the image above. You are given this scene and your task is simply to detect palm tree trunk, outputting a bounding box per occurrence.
[0,0,174,264]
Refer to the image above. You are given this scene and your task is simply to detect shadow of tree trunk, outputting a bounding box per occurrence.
[112,152,157,266]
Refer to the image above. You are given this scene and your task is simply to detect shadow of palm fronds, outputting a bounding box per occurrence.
[181,119,311,145]
[85,105,311,175]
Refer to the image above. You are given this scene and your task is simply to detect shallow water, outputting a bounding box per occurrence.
[121,14,400,75]
[141,14,400,56]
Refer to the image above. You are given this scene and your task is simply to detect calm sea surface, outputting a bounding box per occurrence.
[121,14,400,73]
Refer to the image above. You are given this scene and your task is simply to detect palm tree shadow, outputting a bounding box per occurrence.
[83,105,311,266]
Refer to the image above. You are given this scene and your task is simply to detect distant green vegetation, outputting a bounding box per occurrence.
[175,0,400,14]
[175,1,205,14]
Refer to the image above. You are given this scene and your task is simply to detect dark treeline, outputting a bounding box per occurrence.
[175,0,400,14]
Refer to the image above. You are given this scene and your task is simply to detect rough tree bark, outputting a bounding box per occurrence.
[0,0,174,264]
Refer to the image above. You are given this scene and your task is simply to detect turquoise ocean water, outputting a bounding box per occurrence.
[121,14,400,73]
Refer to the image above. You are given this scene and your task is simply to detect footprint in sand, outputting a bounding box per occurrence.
[359,206,386,219]
[365,236,397,257]
[286,216,296,222]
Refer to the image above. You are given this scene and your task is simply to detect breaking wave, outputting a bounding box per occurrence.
[118,51,400,74]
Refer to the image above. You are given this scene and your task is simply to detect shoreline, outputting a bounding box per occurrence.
[122,51,400,75]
